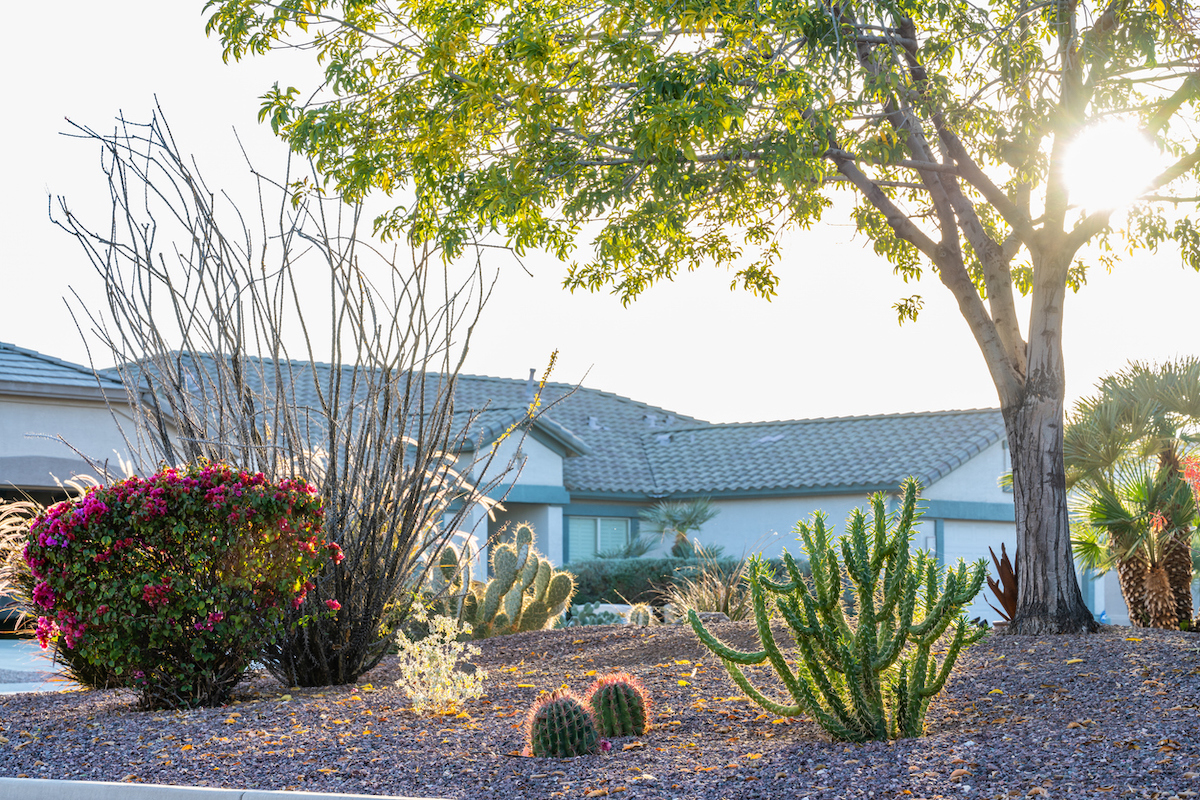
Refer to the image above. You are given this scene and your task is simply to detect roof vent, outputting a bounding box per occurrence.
[588,415,602,429]
[644,414,658,428]
[523,368,537,402]
[757,433,786,443]
[654,433,672,445]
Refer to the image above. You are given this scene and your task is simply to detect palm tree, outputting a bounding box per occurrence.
[638,498,720,557]
[1065,358,1200,628]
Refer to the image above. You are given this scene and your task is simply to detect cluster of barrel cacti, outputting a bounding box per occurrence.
[428,522,575,638]
[690,478,987,742]
[523,672,651,757]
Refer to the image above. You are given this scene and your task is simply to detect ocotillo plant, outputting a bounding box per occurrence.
[690,478,986,742]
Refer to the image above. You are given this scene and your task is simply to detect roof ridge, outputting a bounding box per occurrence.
[644,407,1002,432]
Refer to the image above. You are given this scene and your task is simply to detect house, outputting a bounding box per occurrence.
[0,343,136,503]
[0,342,1118,624]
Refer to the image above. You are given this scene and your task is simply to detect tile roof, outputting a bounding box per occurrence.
[0,342,125,393]
[108,351,1005,498]
[635,411,1007,495]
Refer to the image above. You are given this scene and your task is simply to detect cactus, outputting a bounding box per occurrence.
[524,689,601,757]
[430,522,576,638]
[626,603,656,626]
[585,672,651,737]
[690,478,986,742]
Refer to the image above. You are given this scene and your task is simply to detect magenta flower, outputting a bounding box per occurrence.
[325,599,342,611]
[32,581,55,610]
[599,739,612,753]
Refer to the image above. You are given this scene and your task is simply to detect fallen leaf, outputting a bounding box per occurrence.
[516,684,536,688]
[1125,637,1142,641]
[1065,658,1084,664]
[1067,722,1083,729]
[771,719,789,725]
[988,689,1004,695]
[677,680,690,687]
[622,742,646,751]
[745,753,763,760]
[180,744,193,751]
[317,768,337,774]
[950,768,971,781]
[583,789,609,797]
[585,670,597,676]
[1028,788,1048,796]
[675,660,691,665]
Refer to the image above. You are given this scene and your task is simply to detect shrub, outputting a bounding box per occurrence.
[393,602,486,714]
[565,602,625,627]
[690,479,986,742]
[659,552,757,621]
[567,556,736,605]
[23,461,338,709]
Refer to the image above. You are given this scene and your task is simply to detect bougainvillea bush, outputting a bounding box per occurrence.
[23,461,342,709]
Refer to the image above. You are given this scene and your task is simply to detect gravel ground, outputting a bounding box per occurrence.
[0,623,1197,799]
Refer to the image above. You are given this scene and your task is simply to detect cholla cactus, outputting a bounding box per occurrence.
[524,689,601,757]
[585,672,651,737]
[690,478,986,742]
[625,603,656,626]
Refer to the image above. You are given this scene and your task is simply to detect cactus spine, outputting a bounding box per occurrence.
[690,478,986,742]
[585,673,651,737]
[524,689,601,757]
[625,603,656,626]
[431,522,575,638]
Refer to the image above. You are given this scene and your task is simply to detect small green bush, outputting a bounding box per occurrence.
[24,461,339,709]
[567,555,800,605]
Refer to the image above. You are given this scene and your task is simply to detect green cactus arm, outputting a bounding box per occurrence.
[794,588,849,672]
[688,609,768,665]
[518,598,551,632]
[544,572,575,617]
[840,645,883,740]
[756,553,799,593]
[872,579,917,671]
[720,659,805,718]
[481,545,522,623]
[533,560,551,599]
[748,577,813,712]
[792,640,867,737]
[919,620,970,698]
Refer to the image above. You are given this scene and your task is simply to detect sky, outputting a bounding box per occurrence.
[3,2,1197,425]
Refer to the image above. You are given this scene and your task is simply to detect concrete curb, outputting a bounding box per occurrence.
[0,777,448,800]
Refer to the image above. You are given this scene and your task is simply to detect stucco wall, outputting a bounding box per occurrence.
[700,494,897,561]
[476,430,565,487]
[921,440,1011,504]
[0,395,135,488]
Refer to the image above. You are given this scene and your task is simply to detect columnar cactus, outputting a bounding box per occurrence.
[524,689,601,757]
[625,603,656,626]
[431,522,575,638]
[690,478,986,742]
[585,673,651,737]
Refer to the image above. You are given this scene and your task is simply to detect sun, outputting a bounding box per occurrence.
[1061,120,1166,212]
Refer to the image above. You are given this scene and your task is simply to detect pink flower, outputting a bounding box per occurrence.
[325,599,342,612]
[32,581,55,610]
[599,739,612,753]
[207,611,225,624]
[35,616,57,649]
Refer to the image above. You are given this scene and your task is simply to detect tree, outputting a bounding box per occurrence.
[203,0,1200,633]
[1065,359,1200,628]
[53,109,529,686]
[639,497,720,557]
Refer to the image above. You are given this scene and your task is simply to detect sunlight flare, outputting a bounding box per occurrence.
[1062,120,1166,212]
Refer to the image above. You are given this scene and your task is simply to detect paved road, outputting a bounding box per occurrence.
[0,637,78,694]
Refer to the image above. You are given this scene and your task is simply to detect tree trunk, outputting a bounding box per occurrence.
[1004,386,1098,634]
[1115,549,1151,627]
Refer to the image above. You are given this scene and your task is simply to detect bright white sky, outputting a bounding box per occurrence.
[2,2,1196,425]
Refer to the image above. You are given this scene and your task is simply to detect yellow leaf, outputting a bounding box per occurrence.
[771,719,788,725]
[1065,659,1084,664]
[677,680,690,687]
[988,689,1004,695]
[585,670,597,676]
[517,684,536,688]
[745,753,762,760]
[180,744,193,751]
[278,694,292,702]
[622,741,646,750]
[1125,637,1142,642]
[675,659,691,665]
[317,768,337,774]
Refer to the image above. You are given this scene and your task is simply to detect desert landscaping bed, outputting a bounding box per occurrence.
[0,623,1197,800]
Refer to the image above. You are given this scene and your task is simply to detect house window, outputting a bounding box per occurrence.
[566,517,629,562]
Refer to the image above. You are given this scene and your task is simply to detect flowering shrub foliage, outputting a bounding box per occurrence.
[24,461,341,709]
[393,602,487,715]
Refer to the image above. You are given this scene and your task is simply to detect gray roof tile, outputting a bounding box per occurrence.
[0,342,125,392]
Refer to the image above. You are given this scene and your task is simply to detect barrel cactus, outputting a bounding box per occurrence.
[585,672,651,737]
[690,478,986,742]
[626,603,656,626]
[524,689,601,757]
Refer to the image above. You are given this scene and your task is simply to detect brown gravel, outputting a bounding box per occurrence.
[0,623,1198,799]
